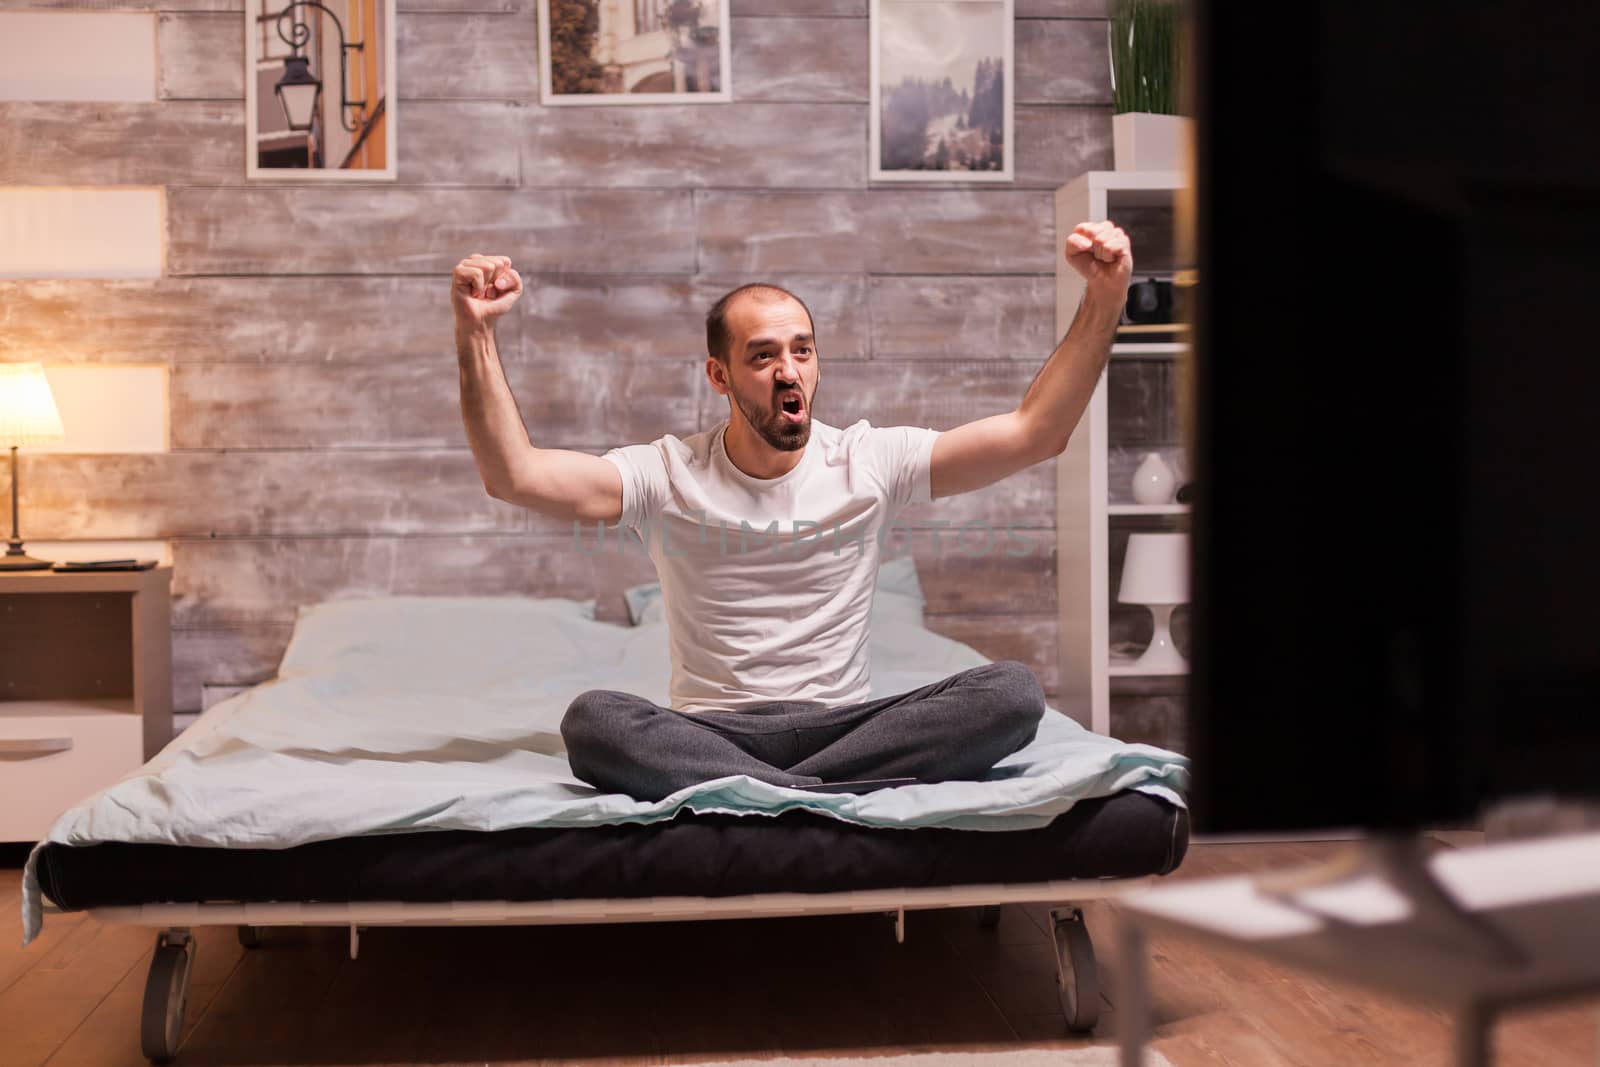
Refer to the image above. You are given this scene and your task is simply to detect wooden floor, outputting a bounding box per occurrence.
[2,839,1596,1067]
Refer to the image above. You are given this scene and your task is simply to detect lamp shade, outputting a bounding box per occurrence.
[1118,532,1189,605]
[0,363,65,447]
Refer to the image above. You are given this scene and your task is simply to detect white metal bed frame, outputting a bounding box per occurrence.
[71,875,1149,1062]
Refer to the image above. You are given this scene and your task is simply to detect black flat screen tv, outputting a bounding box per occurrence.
[1185,0,1600,834]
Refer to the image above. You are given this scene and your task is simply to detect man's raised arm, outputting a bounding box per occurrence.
[928,221,1133,500]
[1015,220,1133,452]
[452,253,623,523]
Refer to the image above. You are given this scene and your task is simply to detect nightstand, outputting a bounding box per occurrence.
[0,565,172,842]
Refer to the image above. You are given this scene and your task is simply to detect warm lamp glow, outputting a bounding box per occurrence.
[1,362,65,569]
[0,362,65,446]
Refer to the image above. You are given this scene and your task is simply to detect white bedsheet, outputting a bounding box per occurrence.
[20,594,1189,945]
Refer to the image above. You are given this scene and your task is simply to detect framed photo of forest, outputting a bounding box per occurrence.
[869,0,1014,181]
[539,0,733,105]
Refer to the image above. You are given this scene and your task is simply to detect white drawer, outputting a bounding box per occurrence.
[0,700,145,842]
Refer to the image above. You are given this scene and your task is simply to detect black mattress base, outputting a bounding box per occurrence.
[37,791,1188,913]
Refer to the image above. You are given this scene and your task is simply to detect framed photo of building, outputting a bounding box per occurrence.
[870,0,1014,182]
[245,0,398,179]
[539,0,732,105]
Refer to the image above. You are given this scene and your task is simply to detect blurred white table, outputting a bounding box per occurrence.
[1116,830,1600,1067]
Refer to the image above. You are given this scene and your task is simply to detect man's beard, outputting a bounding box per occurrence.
[733,383,814,452]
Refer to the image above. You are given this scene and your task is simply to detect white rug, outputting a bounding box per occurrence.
[678,1050,1173,1067]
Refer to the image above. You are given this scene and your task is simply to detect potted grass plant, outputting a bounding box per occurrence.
[1108,0,1191,170]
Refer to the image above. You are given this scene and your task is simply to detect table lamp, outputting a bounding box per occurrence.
[1117,532,1190,671]
[0,362,65,571]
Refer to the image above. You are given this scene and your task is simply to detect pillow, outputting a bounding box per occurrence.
[622,555,926,627]
[277,593,597,678]
[872,554,927,624]
[623,583,666,627]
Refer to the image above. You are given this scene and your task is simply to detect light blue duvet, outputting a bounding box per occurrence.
[20,587,1189,946]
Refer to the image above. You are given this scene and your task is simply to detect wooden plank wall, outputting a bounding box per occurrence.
[0,0,1179,728]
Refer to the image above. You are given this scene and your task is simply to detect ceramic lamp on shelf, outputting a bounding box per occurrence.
[0,362,65,571]
[1118,532,1189,671]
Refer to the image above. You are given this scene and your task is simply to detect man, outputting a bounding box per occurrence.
[453,222,1133,801]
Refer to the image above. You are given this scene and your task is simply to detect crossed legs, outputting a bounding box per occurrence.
[560,660,1047,802]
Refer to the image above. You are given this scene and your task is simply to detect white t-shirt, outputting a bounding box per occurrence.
[601,418,941,713]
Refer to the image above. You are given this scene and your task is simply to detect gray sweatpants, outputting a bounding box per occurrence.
[560,659,1046,802]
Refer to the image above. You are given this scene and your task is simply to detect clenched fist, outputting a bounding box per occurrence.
[1064,221,1133,301]
[452,253,523,330]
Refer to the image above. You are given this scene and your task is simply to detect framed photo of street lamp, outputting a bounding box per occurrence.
[538,0,732,105]
[245,0,397,179]
[870,0,1014,182]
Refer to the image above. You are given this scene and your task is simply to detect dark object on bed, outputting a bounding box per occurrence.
[790,776,923,794]
[37,790,1186,911]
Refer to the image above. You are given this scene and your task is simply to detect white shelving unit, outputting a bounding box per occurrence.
[1111,341,1189,359]
[1107,504,1190,516]
[1055,170,1189,736]
[1107,660,1188,677]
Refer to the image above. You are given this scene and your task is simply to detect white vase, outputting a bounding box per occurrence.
[1112,113,1193,171]
[1132,452,1175,505]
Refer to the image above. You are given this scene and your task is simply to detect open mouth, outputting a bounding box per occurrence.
[779,394,804,422]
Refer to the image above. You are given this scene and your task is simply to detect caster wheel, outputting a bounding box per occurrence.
[1051,907,1100,1033]
[236,925,260,948]
[977,904,1002,928]
[140,930,194,1063]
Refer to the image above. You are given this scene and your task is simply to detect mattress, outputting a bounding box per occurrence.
[35,790,1186,912]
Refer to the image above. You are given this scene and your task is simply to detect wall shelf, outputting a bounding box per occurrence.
[1108,504,1190,516]
[1108,661,1190,678]
[1111,342,1190,360]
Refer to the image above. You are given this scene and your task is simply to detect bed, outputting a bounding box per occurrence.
[20,559,1191,1062]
